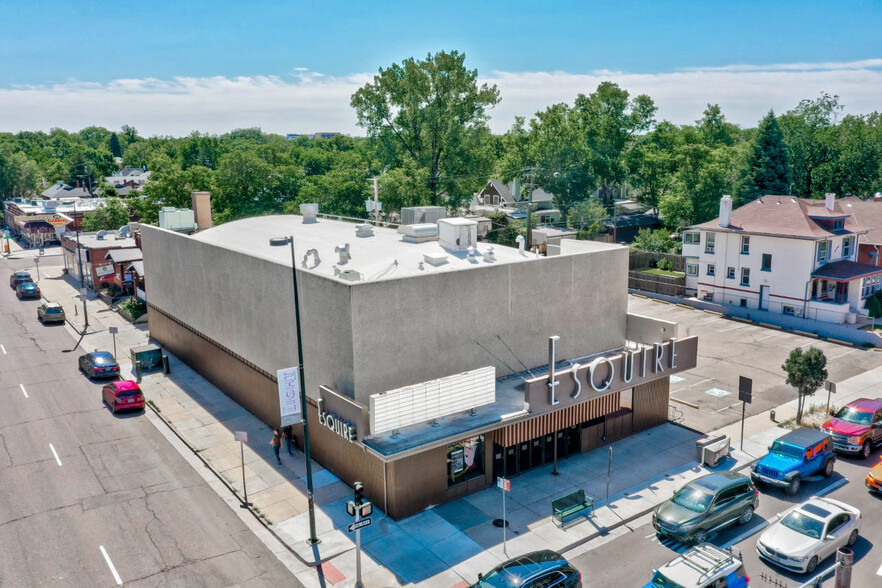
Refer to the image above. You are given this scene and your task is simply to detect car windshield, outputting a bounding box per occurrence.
[92,355,116,365]
[649,571,685,588]
[770,441,804,460]
[671,487,714,513]
[780,511,825,539]
[834,408,873,425]
[46,308,62,314]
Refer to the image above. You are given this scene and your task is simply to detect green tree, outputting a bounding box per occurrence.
[630,227,679,253]
[351,50,500,209]
[697,104,739,148]
[484,211,524,247]
[81,198,131,232]
[627,121,681,213]
[109,133,122,158]
[779,94,841,198]
[782,346,828,424]
[575,81,657,204]
[377,158,432,216]
[0,146,40,199]
[742,110,791,200]
[658,192,694,228]
[568,199,607,237]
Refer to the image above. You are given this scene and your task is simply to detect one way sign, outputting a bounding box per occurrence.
[348,518,372,533]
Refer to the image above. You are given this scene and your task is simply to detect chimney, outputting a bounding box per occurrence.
[190,191,213,231]
[718,195,733,228]
[825,193,835,211]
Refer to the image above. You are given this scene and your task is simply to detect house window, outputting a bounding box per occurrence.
[707,264,716,276]
[741,267,750,286]
[741,236,750,254]
[685,263,699,277]
[863,275,882,298]
[842,237,852,258]
[705,233,715,254]
[817,241,829,263]
[783,306,795,315]
[727,267,735,280]
[684,232,700,245]
[761,254,772,271]
[740,298,747,307]
[833,219,844,231]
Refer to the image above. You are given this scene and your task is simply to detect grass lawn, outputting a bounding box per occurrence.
[643,268,685,278]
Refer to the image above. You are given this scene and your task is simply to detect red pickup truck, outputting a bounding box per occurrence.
[822,398,882,459]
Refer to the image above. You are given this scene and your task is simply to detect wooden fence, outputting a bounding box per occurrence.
[629,251,685,272]
[628,270,685,296]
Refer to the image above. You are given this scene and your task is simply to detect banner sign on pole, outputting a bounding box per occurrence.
[278,367,302,426]
[496,477,511,492]
[234,431,248,442]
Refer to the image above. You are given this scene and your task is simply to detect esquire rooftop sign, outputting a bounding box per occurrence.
[524,336,698,414]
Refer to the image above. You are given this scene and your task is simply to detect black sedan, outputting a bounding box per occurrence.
[16,281,41,299]
[79,351,121,379]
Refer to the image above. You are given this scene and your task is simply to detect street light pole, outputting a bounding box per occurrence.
[72,200,89,330]
[286,234,319,546]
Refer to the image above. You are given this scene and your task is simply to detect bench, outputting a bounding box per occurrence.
[552,489,594,527]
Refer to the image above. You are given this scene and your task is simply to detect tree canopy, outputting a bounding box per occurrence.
[782,346,828,424]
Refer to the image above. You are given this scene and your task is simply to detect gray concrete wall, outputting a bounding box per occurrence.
[349,246,629,403]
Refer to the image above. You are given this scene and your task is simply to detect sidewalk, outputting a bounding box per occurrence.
[21,256,882,587]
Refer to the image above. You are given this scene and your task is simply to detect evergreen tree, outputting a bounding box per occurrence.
[742,110,791,200]
[109,133,122,158]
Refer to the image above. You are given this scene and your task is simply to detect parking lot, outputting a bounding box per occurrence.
[628,295,882,433]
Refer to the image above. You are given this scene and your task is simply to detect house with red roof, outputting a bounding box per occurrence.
[682,194,882,324]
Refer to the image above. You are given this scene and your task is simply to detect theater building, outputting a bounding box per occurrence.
[141,211,697,519]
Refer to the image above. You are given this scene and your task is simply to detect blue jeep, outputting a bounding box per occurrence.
[751,428,835,496]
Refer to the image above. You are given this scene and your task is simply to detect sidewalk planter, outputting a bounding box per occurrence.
[117,305,148,323]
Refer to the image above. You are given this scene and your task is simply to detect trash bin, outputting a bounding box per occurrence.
[696,435,727,462]
[161,354,170,374]
[702,437,730,467]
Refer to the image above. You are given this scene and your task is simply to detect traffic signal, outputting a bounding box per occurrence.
[353,481,364,505]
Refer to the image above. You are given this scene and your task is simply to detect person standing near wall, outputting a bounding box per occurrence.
[282,425,295,456]
[269,429,282,465]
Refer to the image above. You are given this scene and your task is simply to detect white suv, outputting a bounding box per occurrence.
[647,543,749,588]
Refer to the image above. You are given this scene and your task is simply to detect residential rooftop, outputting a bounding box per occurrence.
[191,214,624,283]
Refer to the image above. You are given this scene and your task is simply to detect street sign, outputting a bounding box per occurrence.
[109,326,118,334]
[825,380,836,394]
[496,477,511,492]
[738,376,753,404]
[348,518,372,533]
[234,431,248,442]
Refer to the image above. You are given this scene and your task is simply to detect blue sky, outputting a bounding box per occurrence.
[1,1,881,136]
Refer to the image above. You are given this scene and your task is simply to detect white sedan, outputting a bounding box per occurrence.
[756,496,861,574]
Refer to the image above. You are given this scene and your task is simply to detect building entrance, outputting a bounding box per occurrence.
[493,425,581,479]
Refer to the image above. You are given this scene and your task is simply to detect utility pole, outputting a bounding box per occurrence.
[525,167,536,251]
[371,177,380,224]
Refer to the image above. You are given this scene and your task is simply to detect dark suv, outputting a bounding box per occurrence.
[471,550,581,588]
[653,472,758,544]
[10,271,33,288]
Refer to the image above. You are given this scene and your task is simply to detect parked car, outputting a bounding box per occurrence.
[15,281,41,299]
[645,543,749,588]
[865,455,882,494]
[653,472,758,544]
[102,380,145,414]
[470,550,581,588]
[750,428,835,496]
[756,496,861,574]
[37,302,66,324]
[822,398,882,458]
[79,351,120,379]
[10,271,33,288]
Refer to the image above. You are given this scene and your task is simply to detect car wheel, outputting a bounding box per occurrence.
[806,556,819,574]
[848,529,859,546]
[786,476,801,497]
[738,505,754,525]
[823,458,834,477]
[691,529,708,544]
[862,441,872,459]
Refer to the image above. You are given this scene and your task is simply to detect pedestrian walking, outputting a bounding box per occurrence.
[282,425,295,456]
[269,429,282,465]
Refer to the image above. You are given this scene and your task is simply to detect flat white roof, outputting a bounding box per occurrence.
[191,215,622,282]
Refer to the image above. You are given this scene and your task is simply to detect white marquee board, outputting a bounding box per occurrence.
[369,366,495,435]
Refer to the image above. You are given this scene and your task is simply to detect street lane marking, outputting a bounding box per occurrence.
[720,324,749,332]
[20,384,28,398]
[49,444,62,466]
[100,546,123,585]
[816,477,848,496]
[1,344,6,354]
[876,561,882,576]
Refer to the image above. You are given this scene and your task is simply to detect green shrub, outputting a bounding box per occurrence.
[657,257,674,272]
[866,295,882,318]
[120,296,147,320]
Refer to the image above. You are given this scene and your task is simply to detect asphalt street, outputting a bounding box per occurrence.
[0,258,298,587]
[628,295,882,433]
[569,448,882,587]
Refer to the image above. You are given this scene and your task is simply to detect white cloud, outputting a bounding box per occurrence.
[0,60,879,137]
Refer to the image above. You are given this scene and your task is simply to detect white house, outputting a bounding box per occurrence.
[683,194,882,324]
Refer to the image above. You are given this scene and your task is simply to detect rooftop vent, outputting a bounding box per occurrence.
[355,223,374,237]
[335,268,362,282]
[398,223,438,243]
[300,203,318,223]
[335,243,351,263]
[301,249,321,268]
[96,230,109,240]
[423,252,449,266]
[485,247,496,262]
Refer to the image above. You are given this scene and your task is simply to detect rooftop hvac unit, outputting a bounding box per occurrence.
[401,206,447,225]
[158,207,196,233]
[438,218,478,252]
[398,223,438,243]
